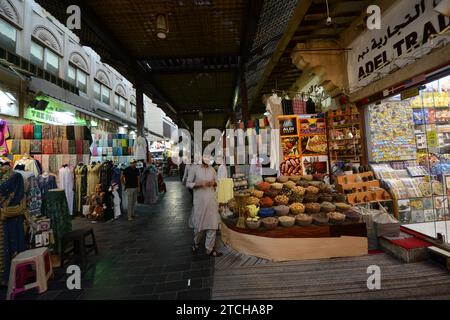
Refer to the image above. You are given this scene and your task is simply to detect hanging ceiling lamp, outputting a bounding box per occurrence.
[156,14,169,39]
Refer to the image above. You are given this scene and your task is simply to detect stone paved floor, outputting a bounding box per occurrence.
[0,177,214,300]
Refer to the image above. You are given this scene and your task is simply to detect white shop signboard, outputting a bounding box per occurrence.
[348,0,450,93]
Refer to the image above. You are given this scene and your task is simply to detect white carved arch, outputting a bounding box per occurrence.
[95,69,111,87]
[130,95,136,105]
[0,0,22,28]
[32,25,62,56]
[69,52,89,74]
[115,84,127,97]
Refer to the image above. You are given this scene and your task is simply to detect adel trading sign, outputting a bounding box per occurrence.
[348,0,450,93]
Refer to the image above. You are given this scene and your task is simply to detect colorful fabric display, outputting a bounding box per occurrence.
[20,140,30,154]
[60,126,67,140]
[42,140,54,154]
[48,155,58,174]
[41,155,49,172]
[30,140,42,154]
[23,124,34,139]
[34,124,42,140]
[82,140,90,154]
[42,125,52,139]
[68,140,76,155]
[10,124,23,139]
[53,140,62,154]
[293,98,306,114]
[66,126,75,140]
[61,140,69,154]
[76,140,83,155]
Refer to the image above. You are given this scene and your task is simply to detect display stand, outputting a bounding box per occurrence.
[221,222,368,262]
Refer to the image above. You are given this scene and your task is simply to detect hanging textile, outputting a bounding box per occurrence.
[48,155,58,174]
[135,137,147,161]
[38,174,57,202]
[42,125,52,139]
[76,140,83,155]
[42,140,54,154]
[87,163,102,196]
[33,124,42,140]
[282,99,293,115]
[20,140,30,155]
[74,164,87,214]
[26,175,42,216]
[68,140,76,155]
[293,98,306,115]
[30,140,42,154]
[58,166,74,216]
[82,140,91,154]
[10,124,23,139]
[43,190,71,253]
[23,124,34,140]
[0,120,10,156]
[60,126,67,140]
[100,162,114,192]
[61,140,69,154]
[41,155,50,173]
[1,216,26,284]
[66,126,75,140]
[142,165,158,205]
[10,140,19,155]
[53,139,62,155]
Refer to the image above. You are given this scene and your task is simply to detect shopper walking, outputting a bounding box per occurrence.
[187,158,222,257]
[121,160,140,221]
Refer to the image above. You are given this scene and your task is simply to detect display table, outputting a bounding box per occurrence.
[220,222,368,262]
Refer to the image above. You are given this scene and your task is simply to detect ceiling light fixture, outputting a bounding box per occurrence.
[156,14,169,39]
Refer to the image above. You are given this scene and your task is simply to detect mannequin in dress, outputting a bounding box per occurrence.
[87,161,102,196]
[74,162,87,214]
[58,164,74,216]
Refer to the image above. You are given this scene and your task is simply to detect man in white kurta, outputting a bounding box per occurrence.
[187,163,222,257]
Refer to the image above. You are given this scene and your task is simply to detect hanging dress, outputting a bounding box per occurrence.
[59,166,74,216]
[87,163,102,196]
[74,165,87,214]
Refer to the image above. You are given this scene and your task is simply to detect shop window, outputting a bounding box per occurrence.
[130,103,136,119]
[68,64,88,93]
[30,41,60,76]
[120,96,126,113]
[30,42,44,66]
[114,93,127,112]
[0,18,16,52]
[94,80,111,105]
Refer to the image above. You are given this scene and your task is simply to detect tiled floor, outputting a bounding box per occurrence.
[0,177,214,300]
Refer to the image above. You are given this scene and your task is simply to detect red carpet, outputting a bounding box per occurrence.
[400,226,432,241]
[389,237,432,250]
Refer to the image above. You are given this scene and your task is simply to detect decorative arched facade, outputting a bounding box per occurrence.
[32,25,63,55]
[69,52,89,74]
[0,0,22,27]
[95,69,111,88]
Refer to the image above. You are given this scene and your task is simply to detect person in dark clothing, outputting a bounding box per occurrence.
[121,160,140,221]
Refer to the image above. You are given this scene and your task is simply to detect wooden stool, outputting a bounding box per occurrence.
[7,247,53,300]
[60,228,99,269]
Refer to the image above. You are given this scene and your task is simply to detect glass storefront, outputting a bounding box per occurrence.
[365,73,450,242]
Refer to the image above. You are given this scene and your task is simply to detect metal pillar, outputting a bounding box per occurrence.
[136,85,145,137]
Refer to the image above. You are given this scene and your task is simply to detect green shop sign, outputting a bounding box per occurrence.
[25,96,87,126]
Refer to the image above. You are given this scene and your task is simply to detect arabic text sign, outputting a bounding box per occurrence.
[348,0,450,93]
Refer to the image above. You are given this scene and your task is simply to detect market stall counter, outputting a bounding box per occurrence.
[220,175,369,261]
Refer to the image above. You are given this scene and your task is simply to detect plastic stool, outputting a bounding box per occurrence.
[6,247,53,300]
